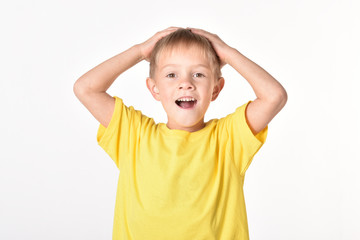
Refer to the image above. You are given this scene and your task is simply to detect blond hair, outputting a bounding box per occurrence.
[149,28,221,79]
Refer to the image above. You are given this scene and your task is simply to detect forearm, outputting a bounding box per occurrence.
[227,48,287,102]
[74,44,143,93]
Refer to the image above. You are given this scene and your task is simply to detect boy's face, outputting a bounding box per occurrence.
[146,45,224,132]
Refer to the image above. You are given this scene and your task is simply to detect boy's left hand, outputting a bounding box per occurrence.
[190,28,287,136]
[188,28,233,68]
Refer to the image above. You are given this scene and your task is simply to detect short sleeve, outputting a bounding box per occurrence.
[219,101,268,175]
[96,96,144,169]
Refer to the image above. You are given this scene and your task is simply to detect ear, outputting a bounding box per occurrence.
[211,77,225,101]
[146,77,161,101]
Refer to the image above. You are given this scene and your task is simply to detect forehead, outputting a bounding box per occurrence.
[157,45,211,69]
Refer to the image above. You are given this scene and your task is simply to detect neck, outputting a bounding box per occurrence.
[166,121,205,133]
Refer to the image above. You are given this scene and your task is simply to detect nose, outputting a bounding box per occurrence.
[178,77,195,90]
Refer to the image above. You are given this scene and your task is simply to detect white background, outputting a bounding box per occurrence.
[1,0,359,239]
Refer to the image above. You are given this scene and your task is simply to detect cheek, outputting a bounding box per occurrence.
[158,85,174,101]
[202,82,215,96]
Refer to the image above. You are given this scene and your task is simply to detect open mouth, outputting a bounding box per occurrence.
[175,97,197,109]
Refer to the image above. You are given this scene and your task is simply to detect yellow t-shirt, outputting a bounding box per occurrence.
[97,96,268,240]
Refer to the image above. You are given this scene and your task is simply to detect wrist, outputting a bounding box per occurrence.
[225,47,241,66]
[132,44,146,62]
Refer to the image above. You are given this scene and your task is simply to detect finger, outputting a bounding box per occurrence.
[189,28,212,35]
[157,27,181,37]
[189,28,216,40]
[163,26,182,32]
[167,26,182,30]
[153,28,179,41]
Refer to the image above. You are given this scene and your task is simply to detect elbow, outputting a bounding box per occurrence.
[266,87,288,109]
[273,87,288,109]
[73,78,89,97]
[73,80,79,94]
[278,87,288,104]
[73,80,82,96]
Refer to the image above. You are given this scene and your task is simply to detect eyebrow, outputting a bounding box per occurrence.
[160,64,210,70]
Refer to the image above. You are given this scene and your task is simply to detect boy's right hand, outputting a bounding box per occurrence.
[138,27,181,62]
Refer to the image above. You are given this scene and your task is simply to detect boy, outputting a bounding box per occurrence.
[73,27,287,240]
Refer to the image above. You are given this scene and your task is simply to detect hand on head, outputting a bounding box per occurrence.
[138,27,182,62]
[187,28,232,68]
[139,27,232,68]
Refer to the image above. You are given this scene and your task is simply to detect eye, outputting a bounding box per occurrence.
[166,73,176,78]
[193,73,205,78]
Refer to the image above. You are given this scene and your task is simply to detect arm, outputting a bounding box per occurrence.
[73,27,180,127]
[189,28,288,135]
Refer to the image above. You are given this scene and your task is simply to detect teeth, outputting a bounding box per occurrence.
[177,97,195,102]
